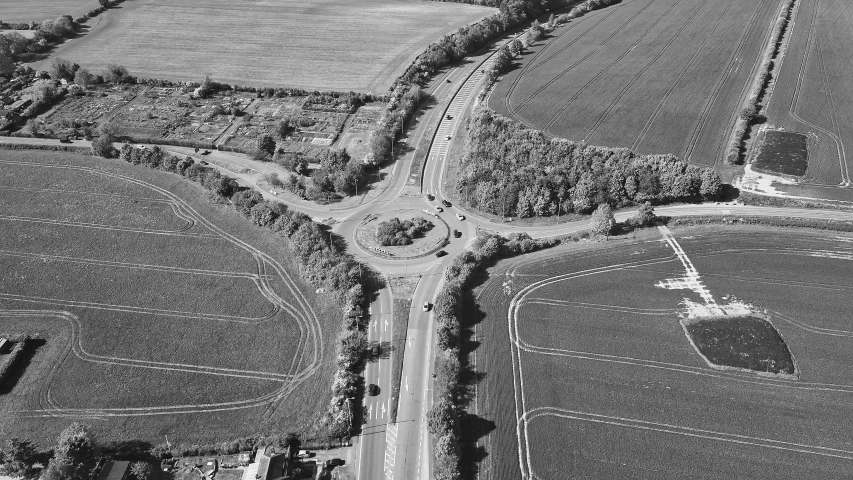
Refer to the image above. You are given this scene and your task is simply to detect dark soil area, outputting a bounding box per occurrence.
[685,316,795,375]
[753,130,809,176]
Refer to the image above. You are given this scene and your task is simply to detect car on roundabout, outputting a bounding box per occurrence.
[435,250,448,258]
[435,206,444,213]
[456,213,465,220]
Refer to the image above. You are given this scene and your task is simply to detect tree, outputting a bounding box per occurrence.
[427,397,456,436]
[129,463,151,480]
[0,52,14,77]
[277,117,293,139]
[700,169,722,198]
[49,57,78,82]
[91,134,117,158]
[41,423,96,480]
[0,437,38,477]
[99,0,111,8]
[368,128,392,164]
[104,64,128,84]
[591,203,615,236]
[73,68,92,88]
[492,46,513,74]
[254,134,276,161]
[631,201,656,227]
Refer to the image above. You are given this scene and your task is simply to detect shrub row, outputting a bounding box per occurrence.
[428,232,557,480]
[114,144,370,440]
[738,191,852,211]
[0,142,91,154]
[668,215,853,233]
[725,0,796,164]
[0,337,30,388]
[458,107,723,218]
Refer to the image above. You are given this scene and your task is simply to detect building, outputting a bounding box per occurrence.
[96,461,130,480]
[254,446,295,480]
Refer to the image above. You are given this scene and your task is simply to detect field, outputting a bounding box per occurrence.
[35,0,493,92]
[0,150,339,446]
[1,1,98,23]
[489,0,782,167]
[472,227,853,479]
[762,0,853,192]
[752,130,810,176]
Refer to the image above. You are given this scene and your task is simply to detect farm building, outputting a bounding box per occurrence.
[96,461,131,480]
[254,446,296,480]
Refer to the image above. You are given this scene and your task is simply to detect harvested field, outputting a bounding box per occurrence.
[752,130,809,176]
[489,0,781,166]
[1,1,98,23]
[473,227,853,479]
[37,0,494,92]
[0,150,338,447]
[763,0,853,189]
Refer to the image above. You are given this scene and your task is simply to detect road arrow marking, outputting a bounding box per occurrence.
[368,404,373,419]
[384,319,388,331]
[381,402,387,418]
[405,376,409,392]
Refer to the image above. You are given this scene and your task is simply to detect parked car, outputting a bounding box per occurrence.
[436,250,448,258]
[423,302,431,312]
[456,213,465,220]
[368,384,379,396]
[442,200,452,207]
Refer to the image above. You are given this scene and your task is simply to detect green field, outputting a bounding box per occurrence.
[0,150,338,446]
[37,0,493,92]
[1,0,99,23]
[490,0,781,167]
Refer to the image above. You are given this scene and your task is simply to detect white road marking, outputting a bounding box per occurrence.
[405,375,409,392]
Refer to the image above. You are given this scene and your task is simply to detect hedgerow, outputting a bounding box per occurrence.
[457,107,722,218]
[428,231,557,480]
[116,144,370,440]
[724,0,796,164]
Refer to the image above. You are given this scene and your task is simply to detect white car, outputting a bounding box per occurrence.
[445,135,452,141]
[423,302,431,312]
[435,206,444,213]
[137,144,147,149]
[456,213,465,220]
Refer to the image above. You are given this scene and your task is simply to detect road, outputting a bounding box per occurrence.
[8,27,853,480]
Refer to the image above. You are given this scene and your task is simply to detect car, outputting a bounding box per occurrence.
[137,144,147,149]
[372,344,380,357]
[423,302,431,312]
[442,200,452,207]
[456,213,465,221]
[199,161,208,166]
[446,78,452,83]
[368,384,379,396]
[201,150,211,155]
[453,229,461,238]
[59,137,72,143]
[325,459,345,467]
[446,114,453,120]
[426,193,435,201]
[445,135,452,141]
[435,250,448,258]
[435,206,444,213]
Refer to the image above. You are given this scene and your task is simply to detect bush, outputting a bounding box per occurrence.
[91,134,117,158]
[375,217,433,246]
[591,204,615,236]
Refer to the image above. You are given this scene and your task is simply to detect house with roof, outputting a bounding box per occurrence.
[254,446,296,480]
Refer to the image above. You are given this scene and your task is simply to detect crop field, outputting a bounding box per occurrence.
[473,227,853,479]
[37,0,493,92]
[763,0,853,193]
[489,0,782,167]
[0,150,338,446]
[1,1,98,23]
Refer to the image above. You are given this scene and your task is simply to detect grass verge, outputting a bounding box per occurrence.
[683,316,795,375]
[389,298,411,423]
[668,214,853,233]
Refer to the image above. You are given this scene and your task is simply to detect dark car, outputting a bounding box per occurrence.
[436,250,448,258]
[446,114,453,120]
[442,200,452,208]
[368,384,379,396]
[453,229,461,238]
[426,193,435,201]
[372,344,380,357]
[326,459,345,467]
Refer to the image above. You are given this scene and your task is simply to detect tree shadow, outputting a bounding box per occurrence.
[100,440,156,461]
[0,338,44,395]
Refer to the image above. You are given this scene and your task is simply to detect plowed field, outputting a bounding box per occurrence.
[489,0,781,166]
[36,0,493,92]
[0,150,337,445]
[763,0,853,197]
[473,227,853,479]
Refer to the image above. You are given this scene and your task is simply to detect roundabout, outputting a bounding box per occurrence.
[354,208,450,260]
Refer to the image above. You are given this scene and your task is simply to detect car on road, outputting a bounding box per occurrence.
[435,250,448,258]
[445,135,452,141]
[368,384,379,396]
[456,213,465,221]
[453,229,461,238]
[325,459,345,467]
[59,136,72,143]
[446,78,451,83]
[435,206,444,213]
[423,302,431,312]
[442,200,452,207]
[199,161,208,166]
[446,114,453,120]
[426,193,435,201]
[137,145,147,149]
[372,344,380,357]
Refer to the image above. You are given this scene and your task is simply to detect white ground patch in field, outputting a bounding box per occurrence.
[736,164,800,197]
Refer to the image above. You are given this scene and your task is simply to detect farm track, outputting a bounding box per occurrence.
[541,0,706,132]
[0,158,323,418]
[583,0,734,144]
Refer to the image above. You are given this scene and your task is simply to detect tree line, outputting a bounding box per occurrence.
[428,232,557,480]
[456,107,723,219]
